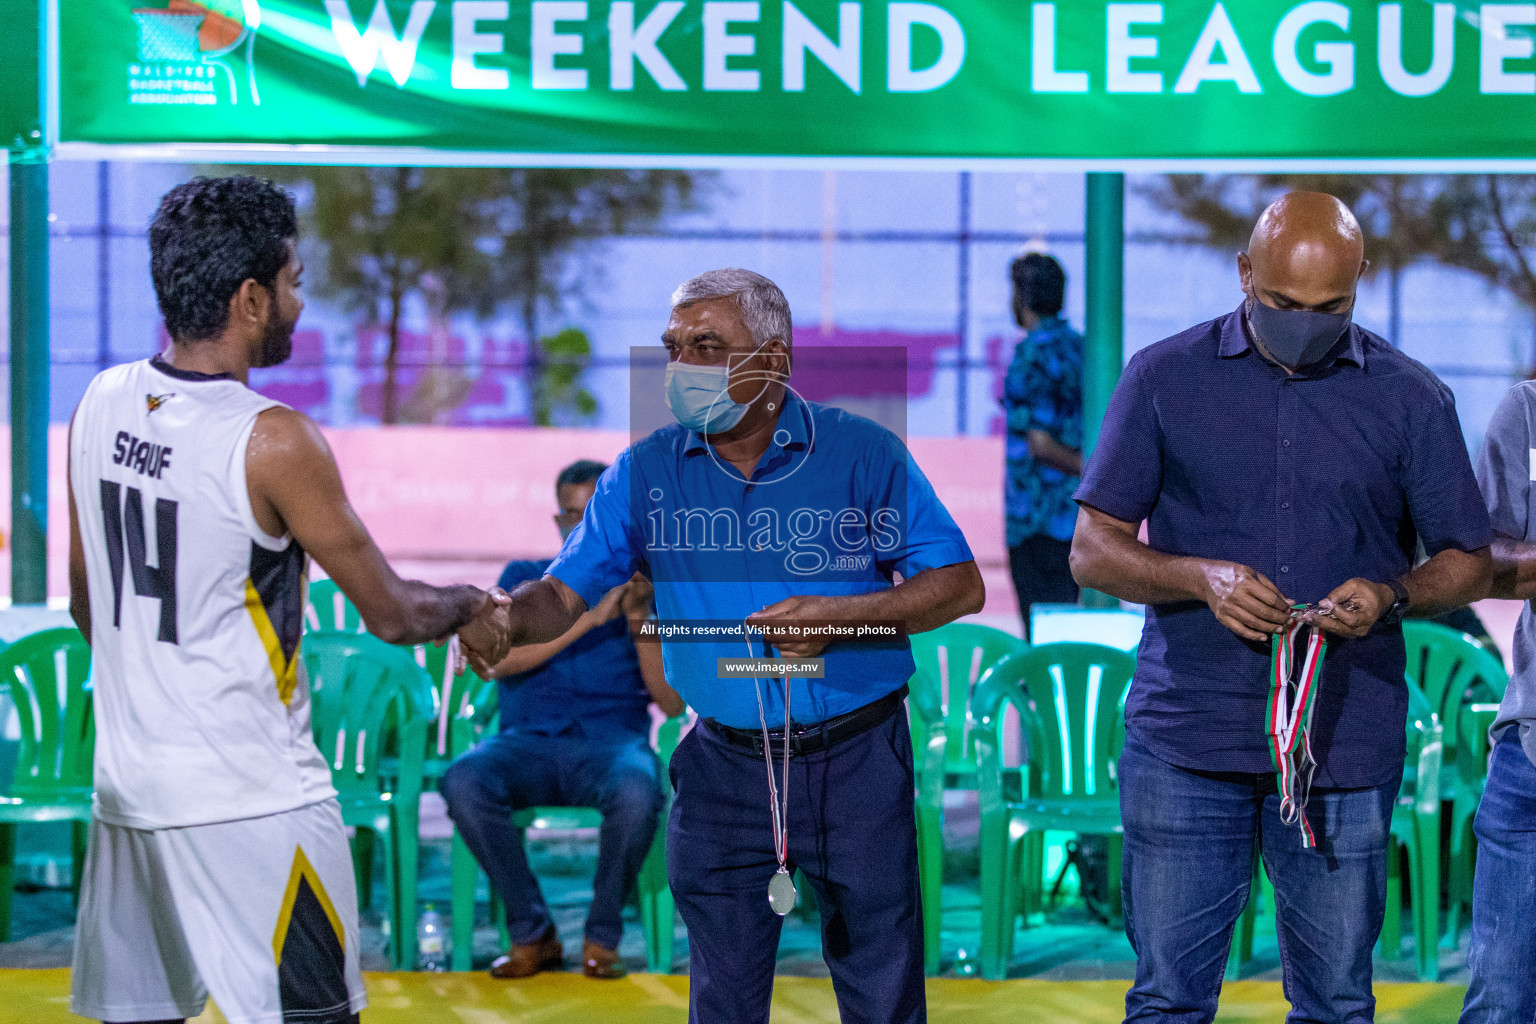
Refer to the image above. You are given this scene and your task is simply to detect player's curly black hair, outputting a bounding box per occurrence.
[149,175,297,343]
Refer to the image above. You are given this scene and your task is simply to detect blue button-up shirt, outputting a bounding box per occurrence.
[1076,306,1492,788]
[495,559,652,742]
[1003,316,1084,545]
[548,391,974,728]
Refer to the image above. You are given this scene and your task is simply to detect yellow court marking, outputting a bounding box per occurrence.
[245,577,299,705]
[270,845,345,966]
[0,970,1467,1024]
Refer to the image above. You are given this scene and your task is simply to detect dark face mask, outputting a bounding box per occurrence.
[1245,294,1352,369]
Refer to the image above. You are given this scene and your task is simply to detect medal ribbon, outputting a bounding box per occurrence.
[748,627,792,880]
[1266,606,1328,848]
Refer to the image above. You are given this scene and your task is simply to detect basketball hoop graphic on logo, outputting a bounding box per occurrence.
[130,1,261,106]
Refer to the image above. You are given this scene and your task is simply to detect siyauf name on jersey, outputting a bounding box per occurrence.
[113,430,173,480]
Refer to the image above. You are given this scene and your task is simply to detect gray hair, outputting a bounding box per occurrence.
[670,268,793,348]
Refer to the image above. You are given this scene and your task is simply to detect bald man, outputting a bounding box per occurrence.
[1072,192,1491,1024]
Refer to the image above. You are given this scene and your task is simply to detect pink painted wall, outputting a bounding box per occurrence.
[11,425,1527,668]
[1,426,1016,619]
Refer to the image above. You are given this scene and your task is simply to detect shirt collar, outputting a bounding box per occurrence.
[1217,304,1366,370]
[150,353,237,382]
[683,388,811,459]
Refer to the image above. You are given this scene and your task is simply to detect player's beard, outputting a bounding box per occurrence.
[255,308,296,368]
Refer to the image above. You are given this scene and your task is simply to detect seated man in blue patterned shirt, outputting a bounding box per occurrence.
[1002,252,1083,639]
[441,460,683,982]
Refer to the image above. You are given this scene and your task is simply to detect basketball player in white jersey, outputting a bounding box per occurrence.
[65,176,512,1024]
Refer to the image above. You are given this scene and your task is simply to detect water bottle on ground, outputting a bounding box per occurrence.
[417,904,448,972]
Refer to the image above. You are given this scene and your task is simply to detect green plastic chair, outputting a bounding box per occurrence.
[305,577,367,634]
[1381,680,1444,982]
[1401,620,1508,947]
[414,638,480,787]
[306,581,480,788]
[906,622,1027,974]
[446,679,687,973]
[971,643,1135,980]
[303,631,435,970]
[0,628,94,941]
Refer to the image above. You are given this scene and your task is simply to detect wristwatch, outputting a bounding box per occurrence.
[1379,578,1411,626]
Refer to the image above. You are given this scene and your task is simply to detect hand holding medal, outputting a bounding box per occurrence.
[1295,578,1396,638]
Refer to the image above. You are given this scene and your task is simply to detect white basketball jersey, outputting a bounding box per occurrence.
[70,357,336,829]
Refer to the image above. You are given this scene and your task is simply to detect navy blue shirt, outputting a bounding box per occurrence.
[547,392,974,728]
[495,559,652,742]
[1076,307,1492,788]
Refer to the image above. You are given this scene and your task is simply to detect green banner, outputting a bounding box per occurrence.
[54,1,1536,163]
[3,0,43,151]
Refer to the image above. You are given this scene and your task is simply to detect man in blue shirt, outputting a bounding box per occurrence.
[440,460,683,981]
[483,269,983,1023]
[1002,252,1083,639]
[1072,193,1491,1024]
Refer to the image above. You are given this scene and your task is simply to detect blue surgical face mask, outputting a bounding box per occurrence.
[664,344,772,434]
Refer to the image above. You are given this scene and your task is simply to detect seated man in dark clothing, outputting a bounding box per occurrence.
[441,459,683,981]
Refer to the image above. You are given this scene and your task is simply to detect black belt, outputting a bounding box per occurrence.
[707,685,908,757]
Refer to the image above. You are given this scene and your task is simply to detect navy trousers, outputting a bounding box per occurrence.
[440,730,664,950]
[667,709,925,1024]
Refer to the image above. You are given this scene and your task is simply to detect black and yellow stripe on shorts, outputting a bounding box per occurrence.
[273,846,351,1023]
[246,540,307,705]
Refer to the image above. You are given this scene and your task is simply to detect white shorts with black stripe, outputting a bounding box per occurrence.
[70,799,367,1024]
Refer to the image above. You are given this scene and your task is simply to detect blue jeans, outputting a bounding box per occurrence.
[1119,732,1398,1024]
[440,730,663,950]
[1460,728,1536,1024]
[668,712,925,1024]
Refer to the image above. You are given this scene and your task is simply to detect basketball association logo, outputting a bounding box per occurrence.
[129,1,262,107]
[146,393,175,413]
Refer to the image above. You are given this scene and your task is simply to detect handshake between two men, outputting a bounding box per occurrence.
[450,574,657,679]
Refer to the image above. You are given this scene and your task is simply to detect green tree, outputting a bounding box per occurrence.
[253,165,499,425]
[532,327,598,427]
[1429,176,1536,371]
[1143,175,1445,345]
[1149,174,1536,372]
[233,165,705,424]
[481,168,704,420]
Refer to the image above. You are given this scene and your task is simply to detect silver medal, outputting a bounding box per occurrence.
[768,866,798,915]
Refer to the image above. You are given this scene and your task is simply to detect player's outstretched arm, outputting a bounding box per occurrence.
[246,407,490,646]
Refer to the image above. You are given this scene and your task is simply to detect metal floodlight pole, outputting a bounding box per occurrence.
[7,0,49,605]
[1083,172,1125,456]
[1081,172,1125,609]
[9,150,49,606]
